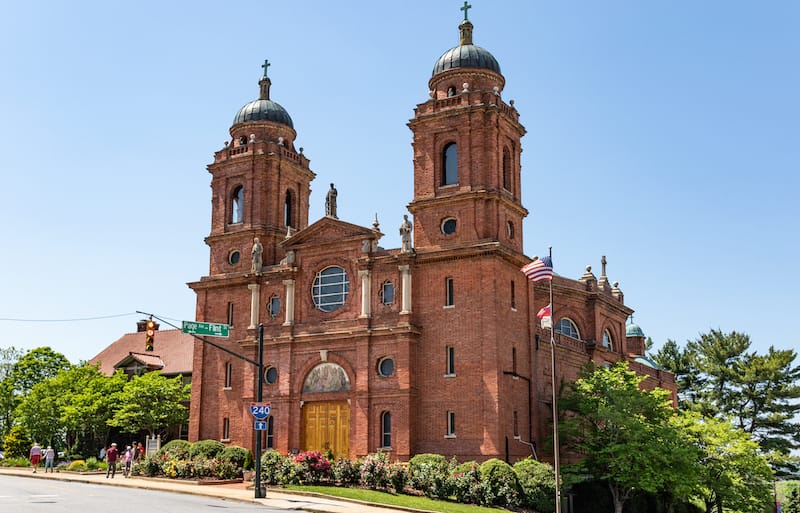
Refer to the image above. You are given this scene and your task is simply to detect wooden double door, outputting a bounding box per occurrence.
[301,400,350,459]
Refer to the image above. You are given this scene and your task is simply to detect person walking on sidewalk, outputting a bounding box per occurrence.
[105,443,119,478]
[29,442,41,473]
[44,446,56,473]
[123,446,132,477]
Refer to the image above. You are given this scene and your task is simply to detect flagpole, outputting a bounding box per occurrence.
[549,246,562,513]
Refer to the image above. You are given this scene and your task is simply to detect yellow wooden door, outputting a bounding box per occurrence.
[301,401,350,459]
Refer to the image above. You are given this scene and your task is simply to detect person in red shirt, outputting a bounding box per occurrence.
[105,443,119,478]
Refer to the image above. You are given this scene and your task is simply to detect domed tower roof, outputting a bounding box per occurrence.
[431,6,501,78]
[232,61,293,128]
[626,322,645,338]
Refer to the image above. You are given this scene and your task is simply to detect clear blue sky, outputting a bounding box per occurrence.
[1,1,797,364]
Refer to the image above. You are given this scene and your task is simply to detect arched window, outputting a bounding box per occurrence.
[381,412,392,448]
[447,86,456,97]
[231,186,244,224]
[502,147,511,191]
[312,266,350,312]
[284,190,294,228]
[556,318,580,340]
[442,143,458,185]
[603,330,613,350]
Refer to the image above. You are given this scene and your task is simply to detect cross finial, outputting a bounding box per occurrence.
[261,59,270,78]
[460,1,472,21]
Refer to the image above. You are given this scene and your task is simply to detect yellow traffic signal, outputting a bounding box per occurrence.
[145,319,155,351]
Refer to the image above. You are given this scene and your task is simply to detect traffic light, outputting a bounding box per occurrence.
[145,319,155,351]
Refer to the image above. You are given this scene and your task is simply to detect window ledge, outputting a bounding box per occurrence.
[223,387,232,391]
[220,438,231,443]
[443,373,456,378]
[443,305,455,310]
[444,434,456,439]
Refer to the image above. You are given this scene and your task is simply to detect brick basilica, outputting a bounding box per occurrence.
[186,10,675,463]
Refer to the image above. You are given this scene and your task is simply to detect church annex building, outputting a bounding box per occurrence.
[186,9,675,463]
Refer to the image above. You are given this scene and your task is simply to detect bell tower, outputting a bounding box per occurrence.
[204,62,315,276]
[407,13,527,253]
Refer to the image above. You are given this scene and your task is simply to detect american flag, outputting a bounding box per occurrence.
[521,256,553,282]
[536,303,551,319]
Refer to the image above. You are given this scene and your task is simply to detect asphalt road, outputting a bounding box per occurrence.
[0,475,279,513]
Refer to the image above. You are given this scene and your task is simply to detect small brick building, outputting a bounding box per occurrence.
[187,11,675,463]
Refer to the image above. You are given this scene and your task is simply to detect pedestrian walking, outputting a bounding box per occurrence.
[123,446,132,477]
[44,446,56,473]
[29,442,41,473]
[105,443,119,478]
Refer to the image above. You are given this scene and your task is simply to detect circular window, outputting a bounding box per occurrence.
[229,251,240,265]
[312,266,350,312]
[264,366,278,385]
[378,357,395,377]
[441,218,457,235]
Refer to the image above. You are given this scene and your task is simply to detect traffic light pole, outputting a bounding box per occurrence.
[136,311,267,499]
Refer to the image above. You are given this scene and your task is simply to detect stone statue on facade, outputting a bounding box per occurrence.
[251,237,263,273]
[325,183,338,218]
[400,214,413,253]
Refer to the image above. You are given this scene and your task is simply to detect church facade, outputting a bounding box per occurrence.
[187,11,675,463]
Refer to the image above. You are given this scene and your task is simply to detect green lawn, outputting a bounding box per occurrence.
[281,485,502,513]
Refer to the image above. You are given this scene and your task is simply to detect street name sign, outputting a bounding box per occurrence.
[181,321,230,337]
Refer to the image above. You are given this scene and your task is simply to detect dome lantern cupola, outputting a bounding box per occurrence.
[232,59,294,129]
[429,3,504,96]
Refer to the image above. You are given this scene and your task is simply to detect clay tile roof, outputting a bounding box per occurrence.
[89,328,194,377]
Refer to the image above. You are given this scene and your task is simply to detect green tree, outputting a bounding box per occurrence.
[656,330,800,454]
[0,346,24,439]
[10,347,71,396]
[2,424,32,458]
[785,485,800,513]
[14,377,63,447]
[675,411,773,513]
[59,365,126,453]
[107,372,190,437]
[560,362,698,513]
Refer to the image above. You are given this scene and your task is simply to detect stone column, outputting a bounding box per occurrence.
[248,284,259,329]
[283,279,295,326]
[399,265,412,315]
[359,270,371,318]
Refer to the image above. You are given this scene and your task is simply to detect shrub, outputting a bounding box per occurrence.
[332,457,361,485]
[67,460,87,471]
[2,425,32,459]
[260,450,286,485]
[388,462,408,493]
[452,461,486,505]
[479,458,521,507]
[85,457,105,471]
[514,458,555,512]
[293,451,331,484]
[408,453,452,498]
[158,439,192,460]
[278,457,307,485]
[0,456,30,467]
[219,446,252,470]
[189,439,225,459]
[133,456,162,477]
[359,452,390,490]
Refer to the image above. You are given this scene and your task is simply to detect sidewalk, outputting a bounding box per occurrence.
[0,466,409,513]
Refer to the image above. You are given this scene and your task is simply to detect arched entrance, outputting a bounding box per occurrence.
[300,363,351,458]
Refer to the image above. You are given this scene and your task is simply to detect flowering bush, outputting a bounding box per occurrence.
[260,450,286,485]
[293,451,331,484]
[451,462,486,505]
[479,458,521,507]
[408,454,452,498]
[387,462,408,493]
[359,452,391,490]
[332,457,361,485]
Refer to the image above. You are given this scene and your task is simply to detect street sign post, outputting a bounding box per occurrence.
[181,321,230,337]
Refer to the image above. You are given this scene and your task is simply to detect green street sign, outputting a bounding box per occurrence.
[181,321,230,337]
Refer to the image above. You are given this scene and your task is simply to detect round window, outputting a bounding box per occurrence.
[378,358,395,377]
[441,218,457,235]
[229,251,241,265]
[312,266,350,312]
[264,367,278,385]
